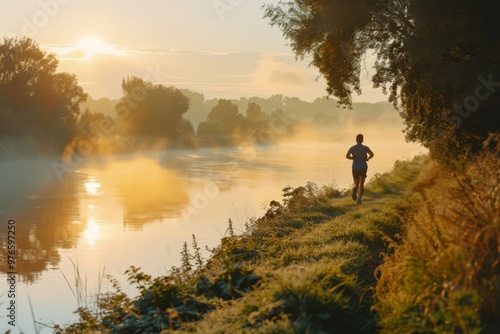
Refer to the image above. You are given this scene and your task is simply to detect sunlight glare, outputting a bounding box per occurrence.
[84,178,101,195]
[84,219,101,247]
[76,36,119,59]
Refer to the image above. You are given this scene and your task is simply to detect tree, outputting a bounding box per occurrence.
[246,102,267,127]
[76,109,117,155]
[177,118,196,148]
[116,76,190,141]
[196,120,226,146]
[264,0,500,162]
[207,99,245,135]
[0,37,87,153]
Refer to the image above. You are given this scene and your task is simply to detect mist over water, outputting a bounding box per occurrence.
[0,135,424,330]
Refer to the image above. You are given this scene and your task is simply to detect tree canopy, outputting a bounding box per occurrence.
[264,0,500,162]
[115,76,190,140]
[0,37,87,153]
[207,99,245,135]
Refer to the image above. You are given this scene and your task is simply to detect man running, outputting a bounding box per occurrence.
[346,134,374,204]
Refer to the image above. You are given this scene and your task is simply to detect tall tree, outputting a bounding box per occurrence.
[116,76,190,141]
[207,99,245,135]
[0,37,87,153]
[246,102,267,127]
[264,0,500,162]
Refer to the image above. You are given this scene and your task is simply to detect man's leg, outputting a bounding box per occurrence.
[357,176,366,203]
[352,176,359,201]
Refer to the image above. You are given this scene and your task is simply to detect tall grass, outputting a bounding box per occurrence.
[60,258,107,316]
[52,259,107,333]
[374,148,500,333]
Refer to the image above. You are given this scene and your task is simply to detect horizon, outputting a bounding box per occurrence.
[1,1,387,104]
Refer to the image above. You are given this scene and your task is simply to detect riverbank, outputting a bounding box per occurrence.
[52,148,499,333]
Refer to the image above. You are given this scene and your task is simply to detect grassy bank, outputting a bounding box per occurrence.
[50,147,499,333]
[375,149,500,333]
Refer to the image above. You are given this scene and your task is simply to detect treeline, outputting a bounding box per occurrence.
[77,86,406,156]
[0,37,405,160]
[0,37,295,159]
[79,88,404,154]
[76,77,298,155]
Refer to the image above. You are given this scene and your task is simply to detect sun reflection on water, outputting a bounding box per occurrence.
[84,178,101,195]
[83,219,101,247]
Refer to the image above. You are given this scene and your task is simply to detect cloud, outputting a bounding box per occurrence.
[50,46,332,101]
[269,69,305,85]
[58,48,87,60]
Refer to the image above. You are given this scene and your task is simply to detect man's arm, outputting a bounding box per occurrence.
[367,149,374,161]
[346,151,353,160]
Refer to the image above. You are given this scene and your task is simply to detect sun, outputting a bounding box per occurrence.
[76,35,118,59]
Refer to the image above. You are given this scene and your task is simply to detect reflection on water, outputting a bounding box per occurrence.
[84,178,101,196]
[0,141,425,329]
[83,219,101,247]
[0,161,82,284]
[82,157,190,229]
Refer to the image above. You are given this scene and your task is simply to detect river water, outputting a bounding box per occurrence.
[0,140,423,332]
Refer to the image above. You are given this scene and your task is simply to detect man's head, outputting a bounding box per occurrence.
[356,134,363,144]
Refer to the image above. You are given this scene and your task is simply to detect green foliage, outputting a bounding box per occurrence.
[115,76,191,143]
[196,119,227,146]
[75,109,118,155]
[369,155,428,196]
[55,219,262,333]
[374,149,500,332]
[0,37,87,154]
[245,101,268,129]
[195,97,298,147]
[264,1,500,163]
[191,234,204,269]
[207,99,245,136]
[264,1,377,106]
[273,273,370,333]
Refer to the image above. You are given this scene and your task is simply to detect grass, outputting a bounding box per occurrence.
[374,151,500,333]
[60,258,107,317]
[47,147,500,333]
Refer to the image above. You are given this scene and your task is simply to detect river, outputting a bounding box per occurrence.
[0,140,423,332]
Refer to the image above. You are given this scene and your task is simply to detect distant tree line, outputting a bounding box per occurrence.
[0,37,301,158]
[77,76,297,154]
[0,37,297,158]
[0,37,404,160]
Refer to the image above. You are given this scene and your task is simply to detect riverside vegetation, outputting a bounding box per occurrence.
[23,135,497,333]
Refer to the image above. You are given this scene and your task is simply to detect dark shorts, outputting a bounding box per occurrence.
[352,169,367,179]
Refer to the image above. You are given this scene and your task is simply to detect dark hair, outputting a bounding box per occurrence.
[356,134,363,143]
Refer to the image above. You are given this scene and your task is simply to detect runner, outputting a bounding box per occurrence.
[346,134,374,204]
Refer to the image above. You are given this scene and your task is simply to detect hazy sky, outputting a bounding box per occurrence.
[1,0,386,102]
